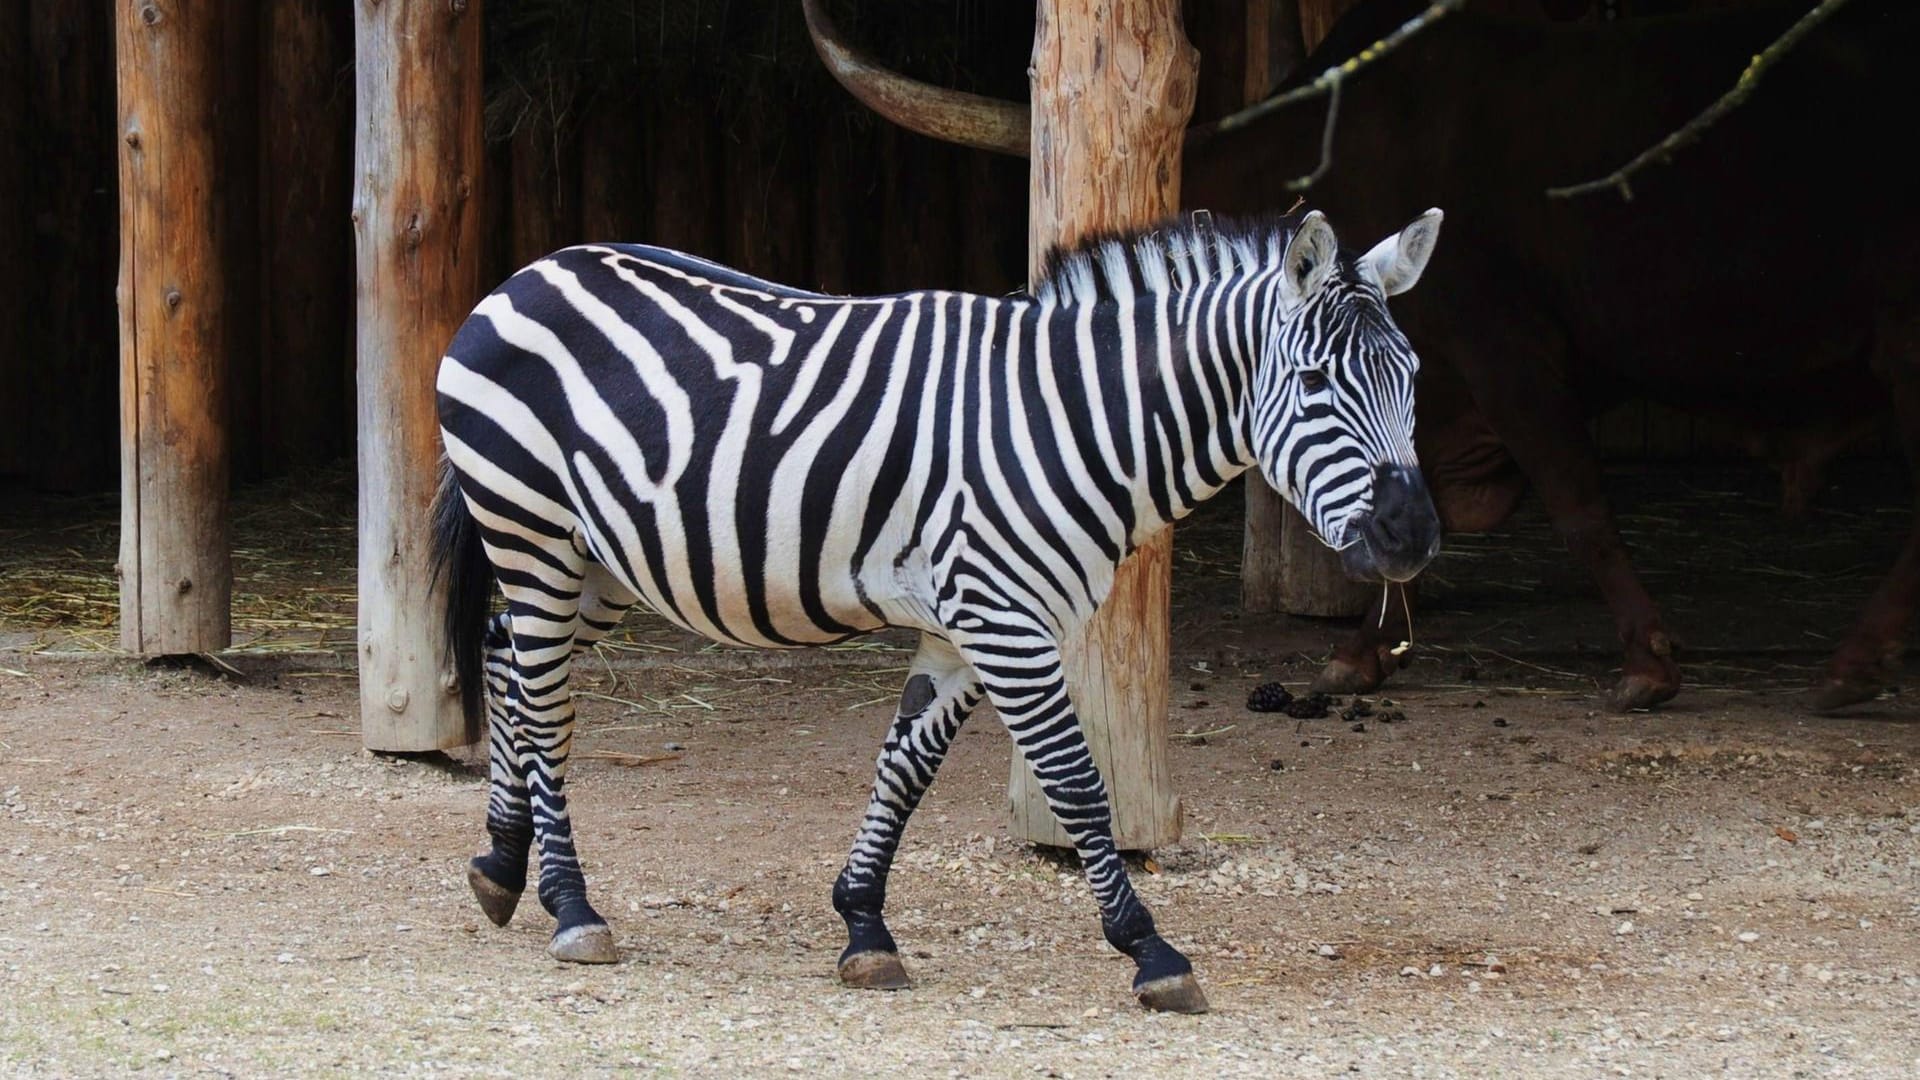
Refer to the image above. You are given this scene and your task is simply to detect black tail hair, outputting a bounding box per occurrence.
[431,461,494,735]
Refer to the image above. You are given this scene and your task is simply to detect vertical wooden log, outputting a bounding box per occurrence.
[261,0,354,470]
[353,0,484,751]
[117,0,231,654]
[31,0,119,492]
[0,3,30,480]
[1008,0,1196,852]
[1240,0,1372,618]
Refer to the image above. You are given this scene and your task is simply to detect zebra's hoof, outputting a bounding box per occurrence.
[837,950,912,990]
[548,923,619,964]
[467,863,522,928]
[1134,972,1210,1014]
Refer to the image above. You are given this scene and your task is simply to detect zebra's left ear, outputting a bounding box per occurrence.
[1361,208,1444,296]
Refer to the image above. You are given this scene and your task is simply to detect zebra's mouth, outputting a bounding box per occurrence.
[1335,465,1441,583]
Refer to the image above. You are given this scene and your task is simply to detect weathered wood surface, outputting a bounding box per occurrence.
[354,0,485,751]
[1239,0,1372,619]
[1008,0,1196,852]
[261,0,354,471]
[117,0,232,654]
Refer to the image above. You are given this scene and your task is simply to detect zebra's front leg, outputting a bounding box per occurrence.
[954,630,1209,1014]
[834,634,983,990]
[468,613,532,926]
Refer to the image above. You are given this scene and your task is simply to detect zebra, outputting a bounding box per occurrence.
[431,207,1444,1013]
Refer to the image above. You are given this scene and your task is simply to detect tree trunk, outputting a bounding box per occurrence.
[30,0,119,492]
[1240,0,1372,619]
[117,0,231,654]
[0,3,31,480]
[260,0,354,471]
[1008,0,1196,852]
[353,0,484,751]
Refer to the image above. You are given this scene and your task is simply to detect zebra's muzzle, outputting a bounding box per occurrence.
[1338,464,1441,584]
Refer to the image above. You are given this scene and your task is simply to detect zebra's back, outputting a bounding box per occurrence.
[436,244,961,649]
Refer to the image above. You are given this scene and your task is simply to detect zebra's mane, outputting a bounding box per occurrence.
[1029,210,1309,307]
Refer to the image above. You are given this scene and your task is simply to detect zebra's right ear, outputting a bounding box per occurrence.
[1281,211,1338,309]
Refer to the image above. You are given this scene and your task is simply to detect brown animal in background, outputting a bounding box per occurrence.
[811,0,1920,712]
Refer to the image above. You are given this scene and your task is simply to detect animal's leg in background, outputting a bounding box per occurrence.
[468,568,637,927]
[468,612,530,925]
[1817,373,1920,710]
[832,634,983,990]
[952,626,1208,1014]
[1447,329,1677,711]
[1314,583,1417,695]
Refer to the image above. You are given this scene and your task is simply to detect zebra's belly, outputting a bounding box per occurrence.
[587,519,903,651]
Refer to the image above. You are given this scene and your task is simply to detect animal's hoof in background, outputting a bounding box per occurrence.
[1605,672,1679,713]
[1133,972,1210,1014]
[1310,656,1385,696]
[548,923,619,964]
[837,950,912,990]
[1808,675,1884,714]
[467,861,522,927]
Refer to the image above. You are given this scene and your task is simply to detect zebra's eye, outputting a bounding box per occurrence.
[1300,368,1329,393]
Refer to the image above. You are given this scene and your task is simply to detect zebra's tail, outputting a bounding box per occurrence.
[431,461,493,732]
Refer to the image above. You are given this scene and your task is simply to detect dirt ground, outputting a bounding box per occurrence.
[2,465,1918,1077]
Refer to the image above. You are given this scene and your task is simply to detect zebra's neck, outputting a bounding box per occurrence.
[1014,251,1272,548]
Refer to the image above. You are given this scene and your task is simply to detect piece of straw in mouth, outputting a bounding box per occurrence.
[1378,581,1414,657]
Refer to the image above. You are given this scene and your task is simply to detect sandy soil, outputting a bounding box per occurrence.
[2,638,1916,1078]
[5,464,1919,1076]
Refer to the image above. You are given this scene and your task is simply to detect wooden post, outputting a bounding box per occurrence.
[354,0,484,751]
[1008,0,1196,851]
[1240,0,1371,619]
[261,0,354,471]
[117,0,231,655]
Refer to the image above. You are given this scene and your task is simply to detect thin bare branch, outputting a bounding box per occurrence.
[1193,0,1466,148]
[1284,76,1342,192]
[1548,0,1854,200]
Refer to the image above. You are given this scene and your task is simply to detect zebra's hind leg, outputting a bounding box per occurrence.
[497,566,625,964]
[468,568,638,928]
[833,634,982,991]
[952,628,1209,1014]
[468,613,531,926]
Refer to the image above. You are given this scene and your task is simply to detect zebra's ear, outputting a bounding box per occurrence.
[1361,208,1444,297]
[1280,210,1339,308]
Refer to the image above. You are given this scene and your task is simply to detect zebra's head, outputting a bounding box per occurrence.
[1249,209,1444,583]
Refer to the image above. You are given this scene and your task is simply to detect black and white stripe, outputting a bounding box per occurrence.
[432,207,1444,1005]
